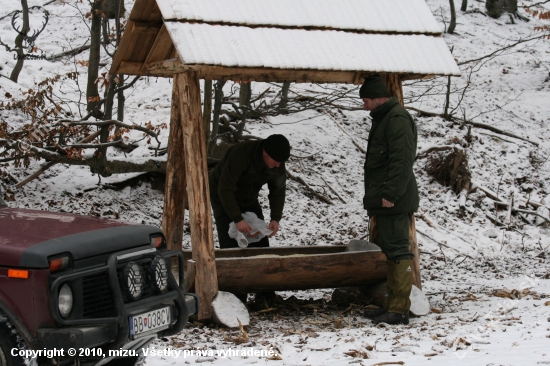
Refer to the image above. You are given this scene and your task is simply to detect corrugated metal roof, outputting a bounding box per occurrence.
[164,22,461,76]
[156,0,442,34]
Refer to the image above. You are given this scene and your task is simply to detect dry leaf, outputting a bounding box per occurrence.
[431,308,443,313]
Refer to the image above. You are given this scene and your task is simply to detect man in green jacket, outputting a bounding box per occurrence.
[209,134,290,249]
[360,75,419,325]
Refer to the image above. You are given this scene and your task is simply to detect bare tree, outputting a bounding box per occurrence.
[448,0,457,34]
[461,0,468,12]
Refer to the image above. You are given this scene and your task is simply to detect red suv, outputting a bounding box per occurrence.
[0,195,197,365]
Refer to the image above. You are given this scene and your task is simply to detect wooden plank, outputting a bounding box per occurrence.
[110,19,137,75]
[182,245,347,262]
[129,0,150,21]
[134,0,157,21]
[129,32,152,61]
[135,31,159,63]
[211,251,387,293]
[141,24,174,72]
[118,61,143,74]
[147,1,162,22]
[178,71,217,320]
[161,78,187,252]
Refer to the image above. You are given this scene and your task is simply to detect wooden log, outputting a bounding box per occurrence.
[409,214,422,290]
[184,249,387,293]
[185,250,387,293]
[161,77,187,251]
[178,71,218,320]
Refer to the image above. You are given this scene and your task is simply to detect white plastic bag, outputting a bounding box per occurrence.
[228,212,273,248]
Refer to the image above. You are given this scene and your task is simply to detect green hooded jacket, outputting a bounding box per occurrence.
[209,139,286,223]
[363,97,419,216]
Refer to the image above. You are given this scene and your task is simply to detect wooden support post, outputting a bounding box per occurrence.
[161,78,187,251]
[409,214,422,290]
[177,71,218,320]
[383,73,404,106]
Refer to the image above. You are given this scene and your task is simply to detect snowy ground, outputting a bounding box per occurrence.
[1,0,550,365]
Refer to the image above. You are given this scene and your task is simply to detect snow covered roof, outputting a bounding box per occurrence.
[156,0,443,35]
[164,22,458,75]
[111,0,461,81]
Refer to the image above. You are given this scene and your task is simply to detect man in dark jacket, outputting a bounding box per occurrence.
[209,134,290,249]
[360,75,419,325]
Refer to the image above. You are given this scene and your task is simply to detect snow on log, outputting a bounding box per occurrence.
[212,291,250,329]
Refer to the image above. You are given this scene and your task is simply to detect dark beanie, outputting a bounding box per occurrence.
[359,75,390,99]
[263,134,291,162]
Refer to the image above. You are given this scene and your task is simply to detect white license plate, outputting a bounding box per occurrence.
[129,307,171,339]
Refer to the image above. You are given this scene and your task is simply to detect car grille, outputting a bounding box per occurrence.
[82,272,116,318]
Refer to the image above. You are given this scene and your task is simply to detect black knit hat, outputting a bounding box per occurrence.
[359,75,391,99]
[264,134,291,163]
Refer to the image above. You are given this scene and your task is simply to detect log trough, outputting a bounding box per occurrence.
[183,241,387,294]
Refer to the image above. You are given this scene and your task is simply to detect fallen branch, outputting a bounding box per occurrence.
[319,176,347,204]
[416,227,475,259]
[416,144,456,159]
[324,112,366,154]
[285,169,333,205]
[406,107,538,146]
[15,130,102,189]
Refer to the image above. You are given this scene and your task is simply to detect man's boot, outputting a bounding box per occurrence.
[372,259,413,325]
[365,260,394,319]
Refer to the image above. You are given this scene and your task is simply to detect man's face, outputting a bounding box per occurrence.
[362,98,380,111]
[262,150,281,169]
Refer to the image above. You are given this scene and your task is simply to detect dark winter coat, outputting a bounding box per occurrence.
[363,97,419,216]
[209,140,286,223]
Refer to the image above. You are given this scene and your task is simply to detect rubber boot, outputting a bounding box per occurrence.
[372,259,413,325]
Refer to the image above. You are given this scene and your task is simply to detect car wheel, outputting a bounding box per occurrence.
[0,323,26,366]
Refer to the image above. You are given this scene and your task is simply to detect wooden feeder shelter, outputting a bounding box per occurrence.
[111,0,461,320]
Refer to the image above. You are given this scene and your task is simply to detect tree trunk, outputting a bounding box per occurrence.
[107,0,125,19]
[444,76,452,121]
[208,80,226,156]
[235,82,251,141]
[10,0,29,83]
[279,81,291,113]
[162,78,187,251]
[87,0,103,117]
[486,0,517,18]
[448,0,457,34]
[178,71,218,320]
[461,0,468,11]
[203,80,212,147]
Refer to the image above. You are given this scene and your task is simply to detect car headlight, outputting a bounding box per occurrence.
[58,284,73,318]
[151,256,168,293]
[123,262,144,300]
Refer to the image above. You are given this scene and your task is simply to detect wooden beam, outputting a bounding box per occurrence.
[185,250,387,293]
[177,71,217,320]
[161,78,187,252]
[146,59,360,84]
[384,73,404,106]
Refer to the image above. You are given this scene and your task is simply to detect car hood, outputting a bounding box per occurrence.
[0,208,162,268]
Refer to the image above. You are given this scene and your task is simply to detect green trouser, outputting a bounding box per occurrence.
[373,214,413,314]
[386,259,413,314]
